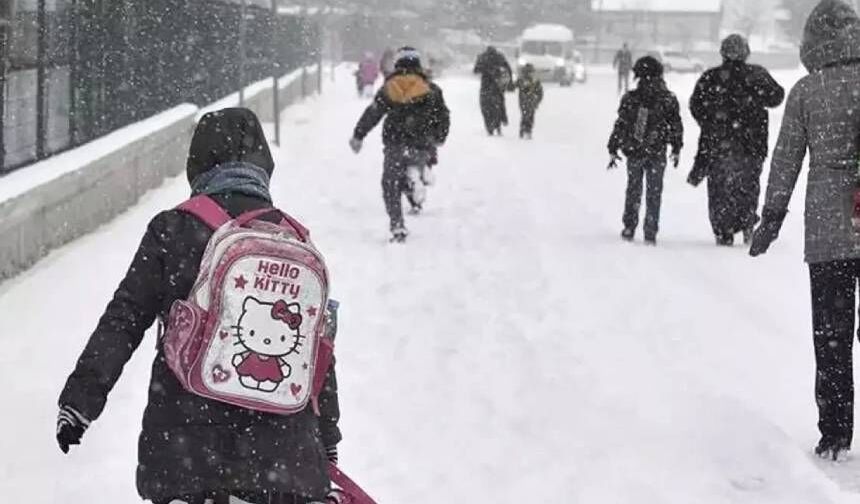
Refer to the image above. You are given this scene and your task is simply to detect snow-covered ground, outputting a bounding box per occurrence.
[2,66,859,503]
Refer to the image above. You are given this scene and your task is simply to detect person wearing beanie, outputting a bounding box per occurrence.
[474,46,514,136]
[515,63,544,139]
[750,0,860,462]
[607,55,684,245]
[56,107,343,503]
[350,46,451,243]
[689,33,785,247]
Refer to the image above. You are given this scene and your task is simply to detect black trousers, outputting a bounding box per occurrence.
[707,151,763,238]
[480,88,507,133]
[623,157,666,238]
[810,260,860,448]
[520,105,537,135]
[382,146,430,231]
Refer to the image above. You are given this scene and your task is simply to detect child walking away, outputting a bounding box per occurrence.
[607,56,683,245]
[349,47,451,243]
[355,52,380,98]
[55,108,360,504]
[516,64,544,139]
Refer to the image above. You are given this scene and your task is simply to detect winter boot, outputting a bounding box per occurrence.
[716,234,734,247]
[815,437,851,462]
[390,226,409,243]
[621,228,635,242]
[644,234,657,246]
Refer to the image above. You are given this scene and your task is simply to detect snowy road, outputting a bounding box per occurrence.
[1,66,858,503]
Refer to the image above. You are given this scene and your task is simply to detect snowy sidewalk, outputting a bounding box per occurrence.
[1,67,857,503]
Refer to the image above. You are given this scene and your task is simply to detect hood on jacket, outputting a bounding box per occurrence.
[384,73,431,104]
[801,0,860,71]
[721,34,751,62]
[186,108,275,184]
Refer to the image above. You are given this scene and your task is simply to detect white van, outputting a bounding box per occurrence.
[516,24,585,86]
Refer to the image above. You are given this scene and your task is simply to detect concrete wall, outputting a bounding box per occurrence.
[0,66,322,282]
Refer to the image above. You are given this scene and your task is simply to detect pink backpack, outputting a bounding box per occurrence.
[163,195,333,415]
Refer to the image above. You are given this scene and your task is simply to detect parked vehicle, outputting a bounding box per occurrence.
[650,49,705,73]
[516,24,582,86]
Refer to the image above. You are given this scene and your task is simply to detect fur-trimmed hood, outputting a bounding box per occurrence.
[384,73,432,104]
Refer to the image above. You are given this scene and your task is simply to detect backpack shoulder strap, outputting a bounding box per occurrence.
[177,195,232,230]
[329,463,378,504]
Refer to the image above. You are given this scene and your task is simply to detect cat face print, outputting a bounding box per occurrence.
[236,297,304,357]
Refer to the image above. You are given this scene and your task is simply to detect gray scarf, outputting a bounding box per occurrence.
[190,161,272,202]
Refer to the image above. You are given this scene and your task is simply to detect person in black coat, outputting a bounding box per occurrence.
[688,34,785,246]
[56,108,341,504]
[350,47,451,242]
[474,46,513,136]
[608,56,684,245]
[515,64,544,139]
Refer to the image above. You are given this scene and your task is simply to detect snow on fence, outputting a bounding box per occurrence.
[0,66,321,282]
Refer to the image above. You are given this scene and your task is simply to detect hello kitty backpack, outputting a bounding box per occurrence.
[162,195,333,416]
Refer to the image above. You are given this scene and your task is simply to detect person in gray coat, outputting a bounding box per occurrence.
[750,0,860,461]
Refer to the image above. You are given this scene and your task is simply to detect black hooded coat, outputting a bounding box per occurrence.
[688,60,785,185]
[473,48,513,133]
[58,108,341,503]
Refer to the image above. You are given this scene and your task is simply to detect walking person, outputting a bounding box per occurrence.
[608,56,683,245]
[55,108,343,503]
[750,0,860,462]
[688,34,785,246]
[474,46,514,136]
[355,51,380,97]
[349,47,451,243]
[613,42,633,94]
[515,63,544,139]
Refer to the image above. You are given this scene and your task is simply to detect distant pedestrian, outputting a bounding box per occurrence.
[474,46,514,136]
[355,51,380,97]
[608,56,683,245]
[515,64,544,139]
[613,42,633,94]
[688,34,785,246]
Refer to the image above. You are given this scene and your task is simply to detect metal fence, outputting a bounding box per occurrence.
[0,0,319,175]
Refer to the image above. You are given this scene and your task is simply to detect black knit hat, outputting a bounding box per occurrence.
[186,108,275,184]
[633,56,664,79]
[721,34,751,62]
[394,46,422,71]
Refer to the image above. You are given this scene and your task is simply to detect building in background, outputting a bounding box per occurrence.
[591,0,723,51]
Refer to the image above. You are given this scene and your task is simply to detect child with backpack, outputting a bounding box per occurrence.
[607,56,683,245]
[56,108,365,504]
[515,64,544,139]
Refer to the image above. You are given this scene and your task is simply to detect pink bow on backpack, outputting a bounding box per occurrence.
[271,300,303,329]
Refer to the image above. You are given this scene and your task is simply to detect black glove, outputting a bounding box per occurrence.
[749,209,787,257]
[325,444,339,465]
[57,404,90,454]
[670,152,680,169]
[607,153,622,170]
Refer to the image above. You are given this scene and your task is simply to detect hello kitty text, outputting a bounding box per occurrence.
[254,260,302,299]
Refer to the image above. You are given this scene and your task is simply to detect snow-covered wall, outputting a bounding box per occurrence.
[0,66,321,282]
